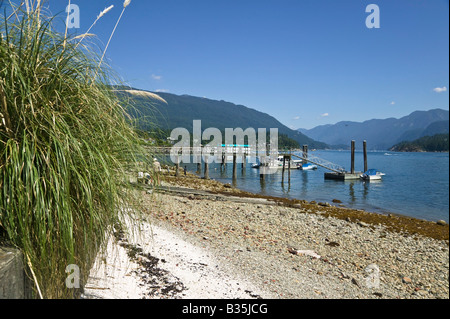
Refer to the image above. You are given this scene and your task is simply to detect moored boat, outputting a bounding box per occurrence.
[360,169,385,181]
[298,163,318,170]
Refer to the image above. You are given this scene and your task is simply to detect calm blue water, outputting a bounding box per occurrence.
[162,151,449,223]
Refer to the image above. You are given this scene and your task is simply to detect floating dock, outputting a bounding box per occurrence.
[324,140,366,181]
[324,172,362,180]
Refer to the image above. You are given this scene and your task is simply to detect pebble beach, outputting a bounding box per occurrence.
[84,170,449,299]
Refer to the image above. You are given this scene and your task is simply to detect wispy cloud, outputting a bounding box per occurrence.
[433,86,447,93]
[293,116,300,120]
[321,113,329,117]
[151,74,162,81]
[390,101,395,105]
[155,89,169,93]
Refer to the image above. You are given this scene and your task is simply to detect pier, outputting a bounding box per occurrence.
[150,139,370,183]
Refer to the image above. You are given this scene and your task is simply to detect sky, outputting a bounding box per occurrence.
[4,0,449,129]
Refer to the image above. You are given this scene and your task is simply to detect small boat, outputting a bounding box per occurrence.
[297,163,318,170]
[299,163,318,170]
[276,156,301,169]
[360,169,385,181]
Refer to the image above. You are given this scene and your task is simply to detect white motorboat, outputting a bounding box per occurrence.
[298,163,318,170]
[276,156,301,169]
[360,169,386,181]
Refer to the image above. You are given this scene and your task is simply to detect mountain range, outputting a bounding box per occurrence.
[118,88,328,149]
[116,87,448,151]
[298,109,449,150]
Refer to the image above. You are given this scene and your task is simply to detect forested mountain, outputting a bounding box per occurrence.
[117,88,328,149]
[390,134,449,152]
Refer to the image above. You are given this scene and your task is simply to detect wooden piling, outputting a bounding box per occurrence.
[204,156,209,180]
[303,145,308,164]
[363,140,368,172]
[282,156,286,183]
[288,156,291,182]
[221,154,225,170]
[351,140,355,174]
[195,154,201,174]
[260,157,266,181]
[233,153,237,180]
[175,156,180,177]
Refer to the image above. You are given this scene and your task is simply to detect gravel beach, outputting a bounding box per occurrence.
[84,171,449,299]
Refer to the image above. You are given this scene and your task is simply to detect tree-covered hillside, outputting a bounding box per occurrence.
[390,134,449,152]
[118,88,328,149]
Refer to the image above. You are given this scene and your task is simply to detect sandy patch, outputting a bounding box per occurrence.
[82,217,272,299]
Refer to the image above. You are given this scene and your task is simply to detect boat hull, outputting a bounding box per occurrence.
[360,169,385,181]
[298,163,318,170]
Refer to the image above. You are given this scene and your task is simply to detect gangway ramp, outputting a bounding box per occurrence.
[290,154,346,173]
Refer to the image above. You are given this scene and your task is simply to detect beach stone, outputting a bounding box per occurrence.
[326,241,340,247]
[402,277,412,284]
[436,220,447,226]
[417,290,428,296]
[357,221,370,228]
[351,278,360,287]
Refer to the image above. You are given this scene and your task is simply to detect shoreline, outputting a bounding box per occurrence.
[83,170,449,299]
[156,170,449,241]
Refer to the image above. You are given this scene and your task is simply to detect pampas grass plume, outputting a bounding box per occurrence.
[98,5,114,19]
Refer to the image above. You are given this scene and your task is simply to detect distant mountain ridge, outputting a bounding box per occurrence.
[298,109,449,150]
[118,87,328,149]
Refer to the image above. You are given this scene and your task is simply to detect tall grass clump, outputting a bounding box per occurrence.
[0,2,148,298]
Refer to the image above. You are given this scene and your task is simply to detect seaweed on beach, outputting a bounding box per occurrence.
[113,226,186,298]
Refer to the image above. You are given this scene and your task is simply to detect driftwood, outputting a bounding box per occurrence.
[287,247,321,259]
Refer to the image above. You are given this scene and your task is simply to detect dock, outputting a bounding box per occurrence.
[150,139,371,183]
[323,140,368,180]
[324,172,362,180]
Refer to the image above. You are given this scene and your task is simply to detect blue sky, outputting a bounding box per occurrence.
[6,0,449,129]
